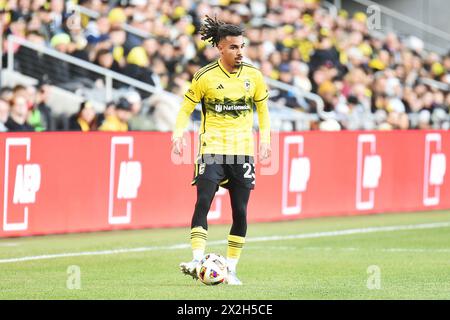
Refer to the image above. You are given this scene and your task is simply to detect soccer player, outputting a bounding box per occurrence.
[172,16,271,285]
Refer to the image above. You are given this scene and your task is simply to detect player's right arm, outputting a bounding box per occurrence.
[172,75,204,155]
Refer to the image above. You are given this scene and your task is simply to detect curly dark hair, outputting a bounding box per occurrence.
[199,15,244,47]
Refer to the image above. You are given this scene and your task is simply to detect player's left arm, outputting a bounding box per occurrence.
[254,71,271,161]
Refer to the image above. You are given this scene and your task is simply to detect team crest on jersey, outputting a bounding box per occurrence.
[244,79,250,91]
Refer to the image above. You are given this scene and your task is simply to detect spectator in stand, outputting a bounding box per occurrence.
[309,34,343,76]
[99,97,132,131]
[48,0,66,35]
[28,82,54,131]
[127,91,156,131]
[85,14,110,45]
[318,80,339,114]
[0,98,10,132]
[5,95,34,132]
[96,100,115,128]
[68,100,98,131]
[271,63,306,110]
[147,91,180,132]
[0,87,13,103]
[123,46,156,87]
[109,27,127,68]
[3,0,450,131]
[93,48,123,87]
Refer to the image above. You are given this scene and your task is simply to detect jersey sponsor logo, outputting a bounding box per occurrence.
[356,134,382,210]
[108,137,142,225]
[282,136,310,215]
[214,104,251,113]
[207,96,253,118]
[3,138,41,231]
[423,133,446,206]
[216,84,224,90]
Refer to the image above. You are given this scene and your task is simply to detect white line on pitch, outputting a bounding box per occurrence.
[0,221,449,264]
[298,246,450,253]
[0,243,19,247]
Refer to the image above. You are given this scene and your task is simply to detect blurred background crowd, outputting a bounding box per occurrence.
[1,0,450,132]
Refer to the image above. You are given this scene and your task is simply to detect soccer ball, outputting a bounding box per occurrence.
[196,253,228,285]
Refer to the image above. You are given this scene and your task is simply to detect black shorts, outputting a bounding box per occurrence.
[191,154,255,190]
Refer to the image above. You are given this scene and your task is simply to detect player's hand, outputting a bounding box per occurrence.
[259,142,271,162]
[172,137,185,156]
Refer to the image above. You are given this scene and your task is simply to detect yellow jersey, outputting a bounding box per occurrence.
[99,115,128,132]
[173,59,270,156]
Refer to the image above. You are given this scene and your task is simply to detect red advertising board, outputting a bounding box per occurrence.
[0,131,448,238]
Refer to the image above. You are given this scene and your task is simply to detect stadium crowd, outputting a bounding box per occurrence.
[1,0,450,132]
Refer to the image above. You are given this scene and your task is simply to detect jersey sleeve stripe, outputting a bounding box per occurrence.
[184,94,199,104]
[194,62,217,80]
[254,93,269,102]
[194,62,219,81]
[242,62,258,70]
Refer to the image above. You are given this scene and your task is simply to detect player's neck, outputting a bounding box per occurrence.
[219,58,238,74]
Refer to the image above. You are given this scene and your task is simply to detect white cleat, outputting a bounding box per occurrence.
[179,260,199,280]
[225,270,243,285]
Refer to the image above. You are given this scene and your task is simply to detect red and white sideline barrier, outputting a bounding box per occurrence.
[0,131,448,238]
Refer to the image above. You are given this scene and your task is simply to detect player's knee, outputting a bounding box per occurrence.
[195,193,214,213]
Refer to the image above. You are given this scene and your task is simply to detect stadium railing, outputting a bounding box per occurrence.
[6,35,313,131]
[74,3,326,127]
[419,78,450,92]
[6,35,165,102]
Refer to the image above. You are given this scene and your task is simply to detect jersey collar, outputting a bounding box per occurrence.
[218,59,243,78]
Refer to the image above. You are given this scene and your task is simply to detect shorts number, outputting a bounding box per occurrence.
[243,163,255,184]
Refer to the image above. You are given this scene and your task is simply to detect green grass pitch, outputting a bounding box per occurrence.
[1,210,450,299]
